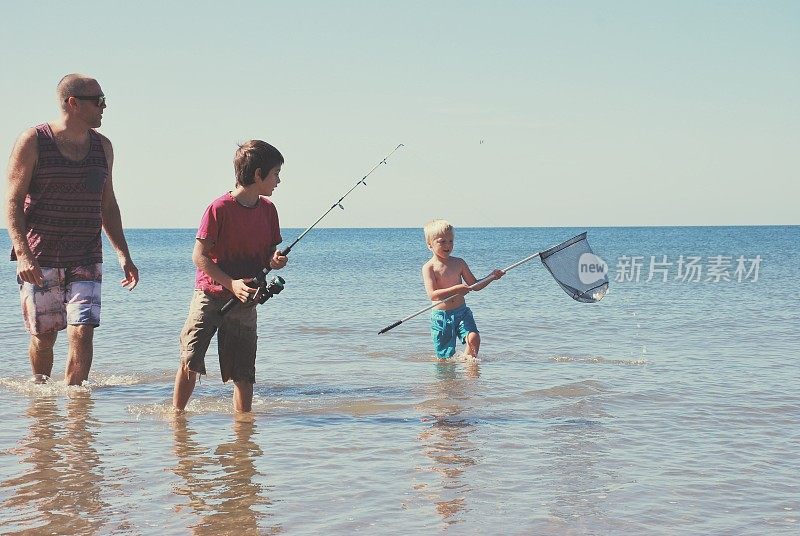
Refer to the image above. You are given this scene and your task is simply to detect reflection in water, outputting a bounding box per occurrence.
[171,415,281,535]
[416,360,480,527]
[1,391,107,534]
[539,384,612,526]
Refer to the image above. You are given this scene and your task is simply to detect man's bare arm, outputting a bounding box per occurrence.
[99,136,139,289]
[5,129,43,285]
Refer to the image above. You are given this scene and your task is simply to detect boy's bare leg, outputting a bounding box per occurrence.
[465,332,481,358]
[233,381,253,413]
[30,332,57,380]
[173,363,198,411]
[66,325,93,386]
[465,359,480,379]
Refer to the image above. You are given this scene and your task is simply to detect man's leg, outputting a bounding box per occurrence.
[173,363,198,411]
[233,381,254,413]
[30,332,57,379]
[21,266,65,381]
[65,325,94,386]
[63,265,103,387]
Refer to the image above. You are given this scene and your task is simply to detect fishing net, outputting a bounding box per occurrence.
[379,231,607,334]
[539,232,608,303]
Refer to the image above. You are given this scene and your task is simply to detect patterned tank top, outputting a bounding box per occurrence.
[11,123,108,267]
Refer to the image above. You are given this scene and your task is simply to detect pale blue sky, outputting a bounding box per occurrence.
[1,1,797,228]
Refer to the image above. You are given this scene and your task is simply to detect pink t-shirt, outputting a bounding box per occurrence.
[195,192,282,298]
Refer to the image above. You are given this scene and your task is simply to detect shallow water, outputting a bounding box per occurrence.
[1,227,798,534]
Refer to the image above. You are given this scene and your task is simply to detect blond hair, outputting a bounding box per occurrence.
[423,219,454,246]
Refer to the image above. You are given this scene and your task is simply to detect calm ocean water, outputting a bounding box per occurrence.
[0,226,797,535]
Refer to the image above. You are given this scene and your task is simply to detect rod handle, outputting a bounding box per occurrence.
[378,320,402,334]
[219,246,291,316]
[219,296,238,316]
[219,276,266,315]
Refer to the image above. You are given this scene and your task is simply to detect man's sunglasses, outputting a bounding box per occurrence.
[68,95,106,107]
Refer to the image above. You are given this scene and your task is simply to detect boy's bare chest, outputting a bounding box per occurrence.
[432,261,462,284]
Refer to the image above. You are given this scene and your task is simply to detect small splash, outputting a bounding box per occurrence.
[127,402,180,419]
[446,352,480,364]
[550,355,648,366]
[407,352,454,363]
[409,351,482,364]
[128,398,240,418]
[0,376,92,397]
[126,394,291,418]
[0,372,162,398]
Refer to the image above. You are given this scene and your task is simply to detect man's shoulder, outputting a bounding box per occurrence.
[10,128,40,162]
[17,127,39,145]
[93,129,112,146]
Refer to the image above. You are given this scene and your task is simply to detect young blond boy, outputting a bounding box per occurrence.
[421,220,504,358]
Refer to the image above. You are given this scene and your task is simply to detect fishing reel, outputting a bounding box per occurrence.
[248,275,285,305]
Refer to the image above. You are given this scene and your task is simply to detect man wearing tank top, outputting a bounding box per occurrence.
[5,73,139,386]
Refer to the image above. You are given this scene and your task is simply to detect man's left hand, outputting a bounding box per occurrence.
[120,257,139,290]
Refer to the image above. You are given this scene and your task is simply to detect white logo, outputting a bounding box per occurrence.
[578,253,608,285]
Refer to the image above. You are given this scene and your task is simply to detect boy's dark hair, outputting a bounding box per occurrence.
[234,140,284,186]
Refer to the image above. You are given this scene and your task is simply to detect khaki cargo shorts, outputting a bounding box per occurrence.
[179,290,258,383]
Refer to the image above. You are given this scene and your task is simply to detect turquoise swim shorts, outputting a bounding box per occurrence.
[430,304,478,358]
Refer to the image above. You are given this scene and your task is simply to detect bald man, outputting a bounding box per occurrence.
[5,73,139,386]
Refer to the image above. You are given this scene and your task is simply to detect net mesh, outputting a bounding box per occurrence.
[539,232,608,303]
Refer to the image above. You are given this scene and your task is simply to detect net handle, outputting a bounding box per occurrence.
[377,232,589,335]
[434,250,541,308]
[377,252,541,333]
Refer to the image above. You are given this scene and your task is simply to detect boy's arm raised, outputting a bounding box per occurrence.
[462,260,504,292]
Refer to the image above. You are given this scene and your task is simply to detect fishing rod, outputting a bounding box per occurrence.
[221,143,405,316]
